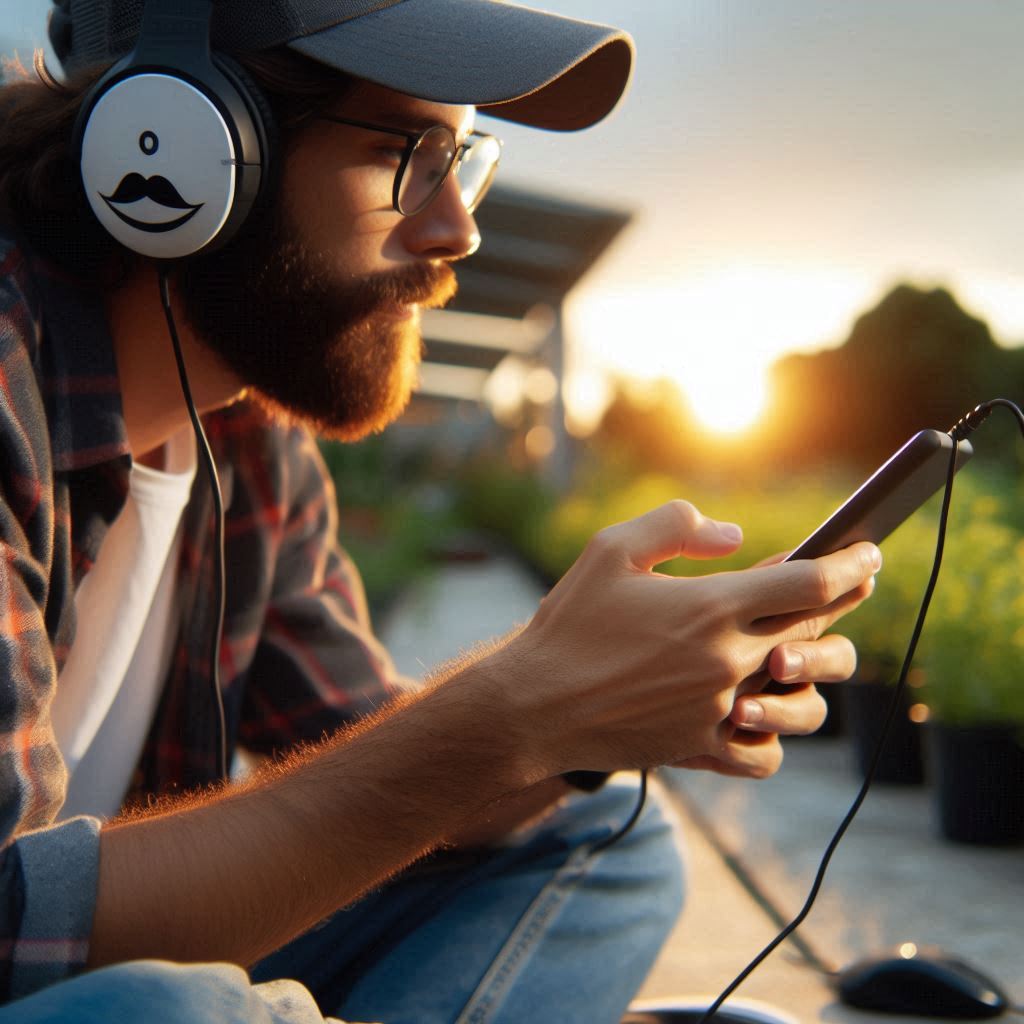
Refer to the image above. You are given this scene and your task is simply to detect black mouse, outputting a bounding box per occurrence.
[837,948,1010,1018]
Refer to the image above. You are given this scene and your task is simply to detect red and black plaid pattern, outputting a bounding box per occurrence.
[0,230,411,999]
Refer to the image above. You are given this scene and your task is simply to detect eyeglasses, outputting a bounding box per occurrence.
[313,114,503,217]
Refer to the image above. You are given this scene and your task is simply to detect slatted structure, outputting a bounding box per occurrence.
[410,185,630,478]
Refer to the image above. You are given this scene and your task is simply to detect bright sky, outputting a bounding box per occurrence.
[480,1,1024,431]
[6,1,1024,432]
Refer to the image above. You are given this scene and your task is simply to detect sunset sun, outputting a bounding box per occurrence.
[685,364,768,434]
[568,264,877,437]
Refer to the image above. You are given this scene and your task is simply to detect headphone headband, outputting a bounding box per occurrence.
[132,0,214,62]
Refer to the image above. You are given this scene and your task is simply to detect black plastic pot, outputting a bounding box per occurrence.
[842,679,926,785]
[930,722,1024,845]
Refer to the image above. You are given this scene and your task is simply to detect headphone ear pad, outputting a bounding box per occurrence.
[212,53,280,212]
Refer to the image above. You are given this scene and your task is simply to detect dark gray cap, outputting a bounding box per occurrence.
[49,0,635,130]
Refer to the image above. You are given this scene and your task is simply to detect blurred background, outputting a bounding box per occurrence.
[4,1,1023,713]
[6,7,1021,1003]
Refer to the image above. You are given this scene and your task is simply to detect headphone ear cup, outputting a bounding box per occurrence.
[74,51,275,260]
[212,54,280,214]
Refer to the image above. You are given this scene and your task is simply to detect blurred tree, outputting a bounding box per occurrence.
[589,377,698,475]
[762,285,1024,471]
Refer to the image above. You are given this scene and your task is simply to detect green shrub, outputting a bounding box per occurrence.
[534,468,847,581]
[321,438,457,612]
[918,481,1024,725]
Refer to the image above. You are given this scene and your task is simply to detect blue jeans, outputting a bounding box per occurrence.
[1,779,684,1023]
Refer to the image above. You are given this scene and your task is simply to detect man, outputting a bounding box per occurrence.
[0,1,879,1021]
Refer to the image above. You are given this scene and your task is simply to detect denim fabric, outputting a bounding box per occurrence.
[0,780,684,1024]
[0,961,346,1024]
[253,779,684,1024]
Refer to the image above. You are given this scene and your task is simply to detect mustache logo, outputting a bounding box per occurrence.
[100,172,204,234]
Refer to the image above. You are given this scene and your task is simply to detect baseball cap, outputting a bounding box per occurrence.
[49,0,635,131]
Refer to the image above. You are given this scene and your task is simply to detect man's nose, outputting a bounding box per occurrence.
[400,173,481,261]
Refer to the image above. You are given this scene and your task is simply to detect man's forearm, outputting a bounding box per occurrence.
[88,664,532,969]
[445,776,570,849]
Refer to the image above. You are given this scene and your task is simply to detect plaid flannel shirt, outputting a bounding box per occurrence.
[0,229,412,1002]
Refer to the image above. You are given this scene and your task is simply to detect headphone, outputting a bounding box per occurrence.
[73,0,273,260]
[67,1,269,778]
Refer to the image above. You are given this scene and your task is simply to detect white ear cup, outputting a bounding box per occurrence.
[80,74,238,259]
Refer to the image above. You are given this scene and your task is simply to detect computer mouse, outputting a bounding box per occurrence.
[837,948,1010,1018]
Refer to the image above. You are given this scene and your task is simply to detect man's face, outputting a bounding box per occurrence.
[174,82,481,441]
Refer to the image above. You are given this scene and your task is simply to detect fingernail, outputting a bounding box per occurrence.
[738,701,765,726]
[869,546,883,571]
[718,522,743,543]
[781,650,805,678]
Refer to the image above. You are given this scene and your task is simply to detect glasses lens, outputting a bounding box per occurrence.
[456,134,502,213]
[398,125,456,215]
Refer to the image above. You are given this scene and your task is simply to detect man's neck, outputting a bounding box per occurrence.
[106,266,245,465]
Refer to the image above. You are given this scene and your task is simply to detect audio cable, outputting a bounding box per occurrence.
[590,769,649,854]
[157,260,652,818]
[158,268,230,782]
[154,257,1024,992]
[697,398,1024,1022]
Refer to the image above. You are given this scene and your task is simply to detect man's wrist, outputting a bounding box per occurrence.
[439,645,548,790]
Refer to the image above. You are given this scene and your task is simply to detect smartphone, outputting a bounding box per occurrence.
[785,429,973,562]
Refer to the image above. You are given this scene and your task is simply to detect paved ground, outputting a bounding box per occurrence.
[379,550,1023,1022]
[647,747,1023,1021]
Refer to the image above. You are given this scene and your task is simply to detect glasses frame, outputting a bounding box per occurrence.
[312,114,502,217]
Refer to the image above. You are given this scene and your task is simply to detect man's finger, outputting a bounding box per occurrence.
[753,575,874,645]
[730,683,829,735]
[741,542,881,619]
[594,500,744,573]
[767,634,858,684]
[711,727,785,778]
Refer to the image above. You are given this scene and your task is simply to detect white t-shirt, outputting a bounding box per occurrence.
[52,428,197,820]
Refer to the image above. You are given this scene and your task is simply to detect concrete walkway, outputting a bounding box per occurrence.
[379,550,1023,1021]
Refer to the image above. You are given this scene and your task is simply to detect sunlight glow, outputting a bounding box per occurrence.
[686,362,768,434]
[566,264,879,435]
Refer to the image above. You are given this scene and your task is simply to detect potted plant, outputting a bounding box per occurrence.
[919,498,1024,845]
[839,512,937,782]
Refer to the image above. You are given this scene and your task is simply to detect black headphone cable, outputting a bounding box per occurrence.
[153,264,1024,995]
[158,268,230,782]
[155,260,651,817]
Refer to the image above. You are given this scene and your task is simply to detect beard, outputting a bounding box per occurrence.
[173,202,457,441]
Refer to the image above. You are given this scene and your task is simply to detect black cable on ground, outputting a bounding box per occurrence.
[698,398,1024,1021]
[697,439,961,1020]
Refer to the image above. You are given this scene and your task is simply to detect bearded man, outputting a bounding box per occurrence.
[0,2,878,1021]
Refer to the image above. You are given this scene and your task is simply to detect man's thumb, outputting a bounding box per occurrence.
[608,500,743,572]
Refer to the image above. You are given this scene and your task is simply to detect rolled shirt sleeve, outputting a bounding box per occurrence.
[4,815,101,999]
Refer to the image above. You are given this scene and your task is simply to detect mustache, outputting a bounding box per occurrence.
[101,173,198,209]
[353,262,458,316]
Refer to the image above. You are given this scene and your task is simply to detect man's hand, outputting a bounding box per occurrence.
[87,500,876,970]
[481,500,878,782]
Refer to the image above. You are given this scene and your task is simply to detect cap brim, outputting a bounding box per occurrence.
[287,0,634,131]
